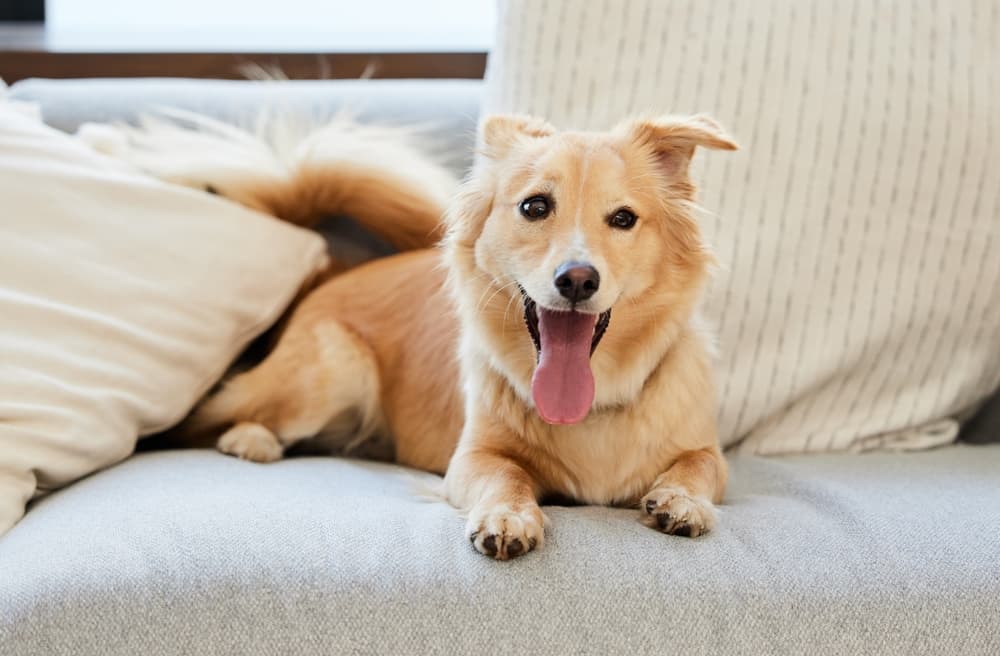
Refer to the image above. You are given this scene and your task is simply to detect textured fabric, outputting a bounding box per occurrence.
[8,78,483,177]
[0,102,328,537]
[1,447,998,655]
[484,0,1000,454]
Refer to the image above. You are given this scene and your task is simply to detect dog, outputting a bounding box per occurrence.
[87,111,737,559]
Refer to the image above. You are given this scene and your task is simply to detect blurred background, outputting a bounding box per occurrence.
[0,0,496,82]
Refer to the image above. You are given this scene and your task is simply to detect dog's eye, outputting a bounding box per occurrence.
[609,208,637,230]
[519,196,551,221]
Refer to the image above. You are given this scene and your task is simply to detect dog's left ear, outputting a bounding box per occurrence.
[479,114,555,161]
[619,114,738,184]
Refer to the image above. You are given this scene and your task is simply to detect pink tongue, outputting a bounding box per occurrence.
[531,309,597,425]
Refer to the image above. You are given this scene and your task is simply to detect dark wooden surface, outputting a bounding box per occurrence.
[0,51,487,82]
[0,24,488,82]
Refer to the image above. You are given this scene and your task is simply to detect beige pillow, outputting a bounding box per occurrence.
[484,0,1000,454]
[0,103,327,536]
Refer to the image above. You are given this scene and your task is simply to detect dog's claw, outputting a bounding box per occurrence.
[672,523,693,537]
[642,485,717,538]
[656,512,672,529]
[466,507,545,560]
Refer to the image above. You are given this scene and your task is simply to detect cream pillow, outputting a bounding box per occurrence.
[485,0,1000,454]
[0,103,327,536]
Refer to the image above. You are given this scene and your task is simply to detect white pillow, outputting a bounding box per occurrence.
[484,0,1000,454]
[0,103,327,536]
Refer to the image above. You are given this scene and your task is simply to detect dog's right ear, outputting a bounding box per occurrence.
[478,114,555,160]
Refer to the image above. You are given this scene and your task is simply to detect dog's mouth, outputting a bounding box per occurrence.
[520,287,611,426]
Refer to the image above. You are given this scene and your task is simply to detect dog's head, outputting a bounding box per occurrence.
[445,114,736,425]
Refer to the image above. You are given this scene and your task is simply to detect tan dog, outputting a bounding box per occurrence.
[185,113,737,559]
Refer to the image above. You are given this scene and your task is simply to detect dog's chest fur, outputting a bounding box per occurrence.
[481,344,710,506]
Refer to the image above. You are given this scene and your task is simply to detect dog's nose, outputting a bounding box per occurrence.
[554,262,600,302]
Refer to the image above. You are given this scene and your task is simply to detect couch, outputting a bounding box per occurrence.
[1,78,998,656]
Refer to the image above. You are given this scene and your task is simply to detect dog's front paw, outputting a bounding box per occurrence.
[217,422,283,463]
[640,486,716,537]
[466,505,546,560]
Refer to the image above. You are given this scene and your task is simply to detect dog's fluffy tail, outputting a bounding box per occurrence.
[77,108,457,252]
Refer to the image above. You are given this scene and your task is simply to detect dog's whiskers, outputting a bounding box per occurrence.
[500,287,523,337]
[471,273,508,312]
[476,278,520,315]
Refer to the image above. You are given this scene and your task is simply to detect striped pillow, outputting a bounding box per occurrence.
[483,0,1000,454]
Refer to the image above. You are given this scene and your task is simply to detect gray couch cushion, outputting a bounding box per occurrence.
[8,78,482,176]
[2,446,998,655]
